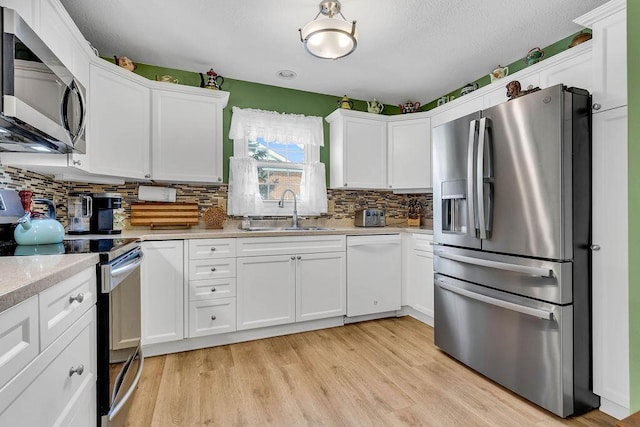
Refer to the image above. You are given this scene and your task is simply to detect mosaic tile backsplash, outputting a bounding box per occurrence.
[0,165,433,229]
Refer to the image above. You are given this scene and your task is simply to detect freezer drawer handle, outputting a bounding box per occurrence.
[435,250,554,278]
[437,280,554,320]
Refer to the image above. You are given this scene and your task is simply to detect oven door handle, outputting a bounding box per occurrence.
[111,252,144,278]
[436,279,554,320]
[109,346,144,420]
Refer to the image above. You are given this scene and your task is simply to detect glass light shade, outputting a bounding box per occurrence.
[300,18,357,59]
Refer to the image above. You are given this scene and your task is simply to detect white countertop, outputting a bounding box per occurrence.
[0,253,99,313]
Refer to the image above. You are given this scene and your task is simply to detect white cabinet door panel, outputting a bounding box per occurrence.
[296,252,346,322]
[141,240,184,345]
[387,118,431,190]
[237,255,295,330]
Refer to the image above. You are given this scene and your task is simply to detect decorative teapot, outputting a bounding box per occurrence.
[399,101,420,114]
[203,68,224,90]
[460,82,479,97]
[489,65,509,82]
[155,75,179,84]
[338,95,353,110]
[525,47,544,66]
[367,99,384,114]
[14,191,64,246]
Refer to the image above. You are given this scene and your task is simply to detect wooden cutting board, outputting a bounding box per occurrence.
[130,202,199,228]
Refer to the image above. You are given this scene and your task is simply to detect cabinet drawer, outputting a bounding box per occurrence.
[0,307,96,425]
[411,233,433,253]
[189,258,236,280]
[0,296,39,390]
[189,238,236,259]
[237,235,346,257]
[189,278,236,301]
[39,267,96,349]
[188,298,236,338]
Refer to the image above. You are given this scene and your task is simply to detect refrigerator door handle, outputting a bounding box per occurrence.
[467,120,478,237]
[436,279,554,320]
[476,117,488,239]
[435,250,555,278]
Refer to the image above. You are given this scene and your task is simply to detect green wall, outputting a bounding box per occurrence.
[628,0,639,413]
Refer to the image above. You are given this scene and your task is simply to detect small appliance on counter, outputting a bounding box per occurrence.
[354,209,385,227]
[90,193,122,234]
[13,190,64,245]
[67,192,92,234]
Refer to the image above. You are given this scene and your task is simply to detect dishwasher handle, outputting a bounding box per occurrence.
[347,234,401,247]
[436,279,554,320]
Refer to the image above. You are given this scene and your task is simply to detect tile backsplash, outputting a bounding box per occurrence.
[0,165,433,228]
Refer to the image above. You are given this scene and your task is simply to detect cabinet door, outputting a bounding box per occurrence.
[151,89,223,182]
[343,117,387,188]
[236,255,295,330]
[591,106,629,410]
[406,245,434,319]
[89,63,150,179]
[296,252,346,322]
[141,240,184,345]
[538,51,593,93]
[591,8,627,111]
[387,118,431,190]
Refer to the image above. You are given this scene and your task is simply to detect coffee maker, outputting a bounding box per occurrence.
[67,192,92,234]
[90,193,122,234]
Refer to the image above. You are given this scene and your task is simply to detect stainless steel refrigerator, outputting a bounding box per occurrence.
[432,84,599,417]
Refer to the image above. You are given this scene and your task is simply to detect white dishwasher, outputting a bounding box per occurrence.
[346,234,402,317]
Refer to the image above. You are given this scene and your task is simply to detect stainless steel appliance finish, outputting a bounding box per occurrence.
[354,208,385,227]
[432,84,598,417]
[0,8,87,154]
[97,241,144,427]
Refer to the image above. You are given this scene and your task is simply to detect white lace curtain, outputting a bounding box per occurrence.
[227,107,328,216]
[229,106,324,146]
[227,157,264,216]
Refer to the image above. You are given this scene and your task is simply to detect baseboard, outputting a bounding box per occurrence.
[143,316,344,357]
[599,397,630,420]
[399,306,434,327]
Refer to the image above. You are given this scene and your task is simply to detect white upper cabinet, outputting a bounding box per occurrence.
[574,0,626,111]
[89,61,151,179]
[538,48,593,93]
[387,115,431,191]
[151,86,229,183]
[326,109,387,189]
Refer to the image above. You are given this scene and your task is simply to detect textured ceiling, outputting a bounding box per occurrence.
[59,0,606,106]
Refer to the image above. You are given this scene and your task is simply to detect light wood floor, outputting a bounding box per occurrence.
[124,316,616,426]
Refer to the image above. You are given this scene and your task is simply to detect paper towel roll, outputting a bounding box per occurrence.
[138,186,177,202]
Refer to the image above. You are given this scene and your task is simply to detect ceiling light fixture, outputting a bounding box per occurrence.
[298,0,357,60]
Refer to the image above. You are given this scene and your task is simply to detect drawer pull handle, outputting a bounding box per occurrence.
[69,364,84,377]
[211,287,217,292]
[211,315,217,321]
[69,293,85,304]
[210,247,216,251]
[210,267,216,272]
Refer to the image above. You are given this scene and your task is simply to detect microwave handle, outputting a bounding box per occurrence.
[61,79,87,146]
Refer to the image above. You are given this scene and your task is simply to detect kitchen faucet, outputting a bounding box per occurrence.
[278,189,299,228]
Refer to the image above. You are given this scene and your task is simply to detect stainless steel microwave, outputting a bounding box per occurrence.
[0,8,86,154]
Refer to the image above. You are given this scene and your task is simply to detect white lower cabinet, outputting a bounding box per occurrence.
[237,235,347,330]
[0,306,97,426]
[141,240,184,345]
[185,239,237,338]
[296,252,346,322]
[188,297,236,338]
[237,254,296,330]
[404,233,434,321]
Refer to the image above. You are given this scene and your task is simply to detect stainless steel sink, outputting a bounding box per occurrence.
[241,226,335,232]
